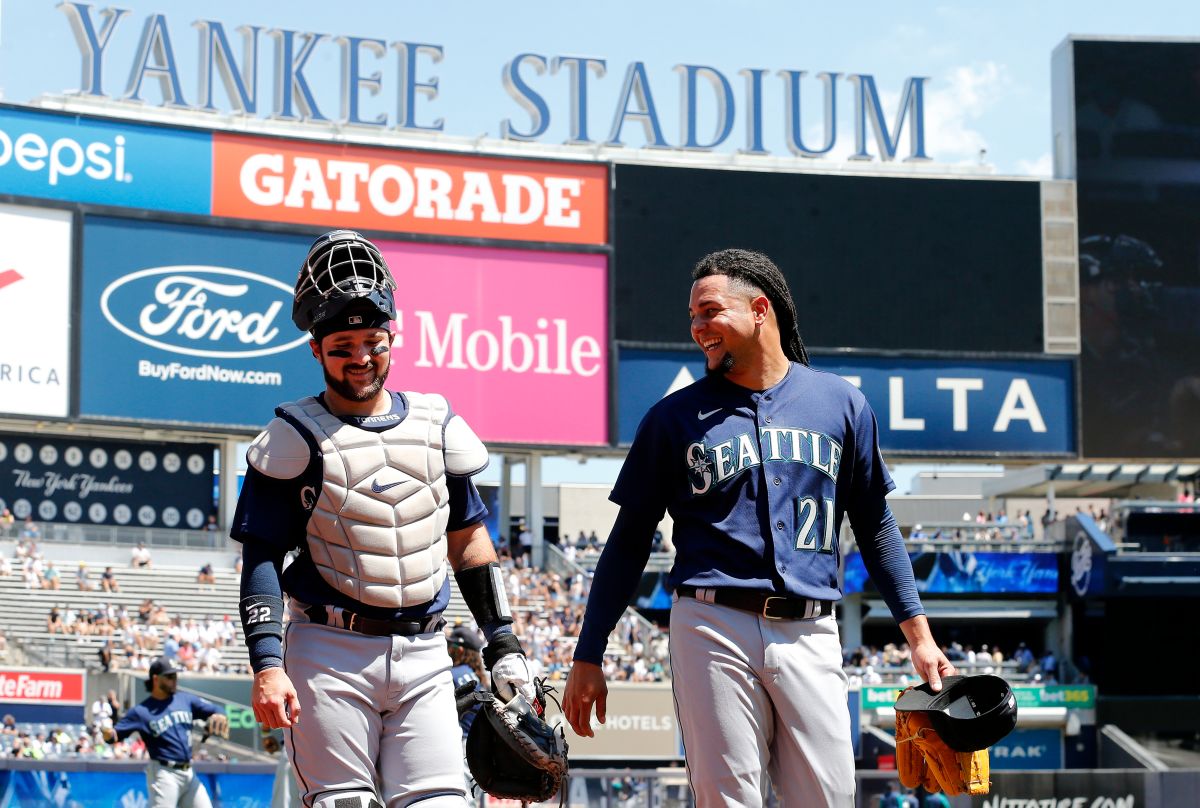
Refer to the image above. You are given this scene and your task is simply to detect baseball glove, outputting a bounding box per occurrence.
[457,680,568,803]
[204,713,230,740]
[896,709,989,796]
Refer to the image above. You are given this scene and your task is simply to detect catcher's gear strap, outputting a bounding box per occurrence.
[240,595,284,642]
[457,562,513,631]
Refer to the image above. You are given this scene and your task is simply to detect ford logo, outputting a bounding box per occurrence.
[100,266,309,358]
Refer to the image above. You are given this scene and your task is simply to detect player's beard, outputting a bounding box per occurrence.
[705,352,736,377]
[324,358,390,401]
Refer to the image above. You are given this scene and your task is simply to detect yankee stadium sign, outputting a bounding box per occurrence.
[56,3,929,161]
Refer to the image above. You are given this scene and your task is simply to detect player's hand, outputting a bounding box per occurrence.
[491,652,537,704]
[252,667,301,729]
[563,660,607,738]
[205,713,230,739]
[910,640,956,692]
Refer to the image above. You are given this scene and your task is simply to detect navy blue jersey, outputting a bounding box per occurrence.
[114,692,221,763]
[231,390,488,621]
[612,363,893,602]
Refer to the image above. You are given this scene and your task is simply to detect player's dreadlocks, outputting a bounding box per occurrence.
[692,249,811,366]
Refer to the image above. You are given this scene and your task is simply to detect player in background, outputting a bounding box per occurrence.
[563,249,954,807]
[102,656,227,808]
[232,230,535,808]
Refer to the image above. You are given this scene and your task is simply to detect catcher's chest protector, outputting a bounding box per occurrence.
[282,393,453,608]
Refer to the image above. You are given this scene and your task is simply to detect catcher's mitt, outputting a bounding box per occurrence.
[896,708,989,796]
[457,680,568,803]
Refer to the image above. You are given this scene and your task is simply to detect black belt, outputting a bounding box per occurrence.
[675,585,833,620]
[154,760,191,771]
[305,605,445,637]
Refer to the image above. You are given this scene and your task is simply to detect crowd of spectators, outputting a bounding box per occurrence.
[844,639,1077,687]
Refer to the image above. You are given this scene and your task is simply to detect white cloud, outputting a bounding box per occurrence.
[1015,152,1053,177]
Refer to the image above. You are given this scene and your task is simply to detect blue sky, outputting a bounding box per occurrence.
[1,1,1193,486]
[3,1,1199,176]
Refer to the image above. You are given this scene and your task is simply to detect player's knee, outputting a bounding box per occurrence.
[309,789,383,808]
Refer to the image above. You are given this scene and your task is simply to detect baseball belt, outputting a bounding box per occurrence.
[675,585,833,620]
[153,760,191,771]
[304,604,445,637]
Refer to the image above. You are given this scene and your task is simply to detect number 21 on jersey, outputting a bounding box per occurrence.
[795,496,836,552]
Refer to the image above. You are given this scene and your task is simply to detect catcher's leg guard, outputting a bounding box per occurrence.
[309,790,382,808]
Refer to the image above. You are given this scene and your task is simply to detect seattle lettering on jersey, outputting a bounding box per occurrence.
[148,709,196,737]
[687,426,843,496]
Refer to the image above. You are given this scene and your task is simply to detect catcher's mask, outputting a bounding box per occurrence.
[894,674,1017,752]
[293,230,396,339]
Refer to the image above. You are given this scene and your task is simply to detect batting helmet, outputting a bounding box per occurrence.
[292,230,396,337]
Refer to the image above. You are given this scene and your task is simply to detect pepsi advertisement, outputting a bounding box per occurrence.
[843,552,1059,594]
[80,217,317,430]
[618,349,1076,456]
[0,106,210,214]
[0,434,214,530]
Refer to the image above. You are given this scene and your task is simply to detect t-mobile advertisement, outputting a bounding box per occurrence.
[0,434,214,529]
[377,241,608,446]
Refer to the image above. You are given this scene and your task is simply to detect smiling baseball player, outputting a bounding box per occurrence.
[231,230,537,808]
[564,249,954,807]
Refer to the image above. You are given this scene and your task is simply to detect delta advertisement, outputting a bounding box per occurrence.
[80,217,607,444]
[0,204,72,418]
[617,349,1076,456]
[843,551,1059,594]
[0,434,214,530]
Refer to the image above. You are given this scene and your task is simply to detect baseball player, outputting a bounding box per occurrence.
[101,656,227,808]
[231,230,536,808]
[563,249,954,807]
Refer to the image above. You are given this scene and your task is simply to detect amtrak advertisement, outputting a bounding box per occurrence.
[0,106,210,214]
[617,349,1076,455]
[843,551,1059,594]
[80,217,315,429]
[0,434,214,529]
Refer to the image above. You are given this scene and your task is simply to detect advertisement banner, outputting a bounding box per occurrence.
[79,217,317,428]
[0,106,211,214]
[618,349,1076,455]
[0,434,214,529]
[990,728,1064,770]
[0,668,84,705]
[0,204,71,417]
[0,769,273,808]
[544,682,678,758]
[978,770,1146,807]
[844,551,1059,594]
[212,133,608,245]
[376,241,608,445]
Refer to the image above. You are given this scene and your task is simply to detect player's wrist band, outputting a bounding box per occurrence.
[455,563,513,628]
[240,595,284,641]
[482,630,524,670]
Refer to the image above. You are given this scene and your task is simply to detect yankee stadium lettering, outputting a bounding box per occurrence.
[687,427,843,495]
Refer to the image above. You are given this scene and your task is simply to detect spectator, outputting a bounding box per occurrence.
[42,561,61,590]
[197,562,216,587]
[1,714,15,735]
[100,566,120,593]
[130,542,152,569]
[0,555,11,577]
[46,604,64,634]
[587,530,599,549]
[20,516,40,541]
[517,522,533,565]
[0,508,14,537]
[575,530,588,550]
[76,562,94,590]
[205,513,219,532]
[97,640,114,673]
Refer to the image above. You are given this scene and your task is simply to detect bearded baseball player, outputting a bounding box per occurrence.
[231,230,536,808]
[563,249,955,806]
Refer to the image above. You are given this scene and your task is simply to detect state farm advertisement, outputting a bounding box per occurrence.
[0,668,85,705]
[380,241,608,446]
[212,133,608,245]
[0,203,72,417]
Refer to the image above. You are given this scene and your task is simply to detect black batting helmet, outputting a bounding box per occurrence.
[292,230,396,337]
